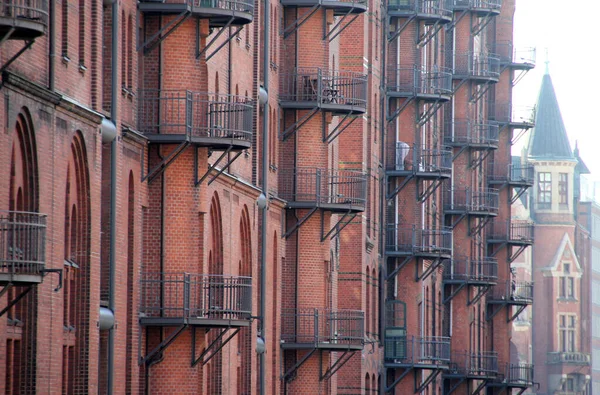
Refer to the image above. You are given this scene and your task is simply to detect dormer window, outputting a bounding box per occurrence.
[559,263,575,299]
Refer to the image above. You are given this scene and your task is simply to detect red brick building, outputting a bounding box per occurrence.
[0,0,534,394]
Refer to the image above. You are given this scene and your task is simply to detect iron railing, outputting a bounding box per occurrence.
[385,225,452,256]
[387,66,453,97]
[388,0,452,18]
[140,0,253,14]
[137,90,254,142]
[489,281,533,303]
[139,272,252,321]
[278,168,367,207]
[497,363,534,385]
[280,308,364,346]
[0,0,48,26]
[547,352,591,365]
[444,187,499,214]
[443,257,497,283]
[489,102,536,126]
[444,120,499,146]
[449,351,499,376]
[0,211,46,276]
[384,335,451,364]
[487,220,535,244]
[389,142,452,174]
[279,67,368,108]
[449,0,502,11]
[494,42,536,67]
[488,163,535,185]
[451,51,501,80]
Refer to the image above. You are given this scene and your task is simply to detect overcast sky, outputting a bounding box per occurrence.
[512,0,600,178]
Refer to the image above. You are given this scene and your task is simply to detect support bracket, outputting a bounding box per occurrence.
[321,211,358,241]
[443,282,466,304]
[140,325,187,366]
[415,257,443,282]
[386,256,412,281]
[468,284,491,306]
[283,348,317,382]
[387,174,414,200]
[284,207,319,239]
[196,20,242,62]
[139,11,191,54]
[0,284,32,317]
[472,378,488,395]
[319,349,355,381]
[417,19,443,48]
[324,10,360,42]
[415,369,441,393]
[509,245,527,263]
[195,146,243,186]
[191,326,241,367]
[417,178,444,202]
[417,100,444,126]
[0,40,35,74]
[282,108,319,140]
[387,97,414,123]
[388,15,416,42]
[142,141,190,183]
[323,112,358,143]
[284,5,321,38]
[385,367,412,392]
[41,268,64,291]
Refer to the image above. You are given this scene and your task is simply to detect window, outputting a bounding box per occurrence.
[593,247,600,273]
[559,263,575,299]
[559,314,576,352]
[537,172,551,207]
[78,0,85,66]
[559,172,568,206]
[62,0,69,59]
[562,377,574,391]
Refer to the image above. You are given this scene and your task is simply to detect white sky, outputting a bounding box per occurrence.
[513,0,600,177]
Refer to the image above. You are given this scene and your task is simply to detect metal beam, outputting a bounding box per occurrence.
[143,141,190,183]
[191,327,241,367]
[139,11,191,54]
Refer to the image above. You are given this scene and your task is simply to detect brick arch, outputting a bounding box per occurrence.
[237,205,252,394]
[207,192,223,394]
[63,131,92,394]
[6,107,39,393]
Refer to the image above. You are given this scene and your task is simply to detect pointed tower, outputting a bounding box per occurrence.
[528,68,592,393]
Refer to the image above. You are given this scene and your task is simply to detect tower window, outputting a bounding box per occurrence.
[537,172,551,208]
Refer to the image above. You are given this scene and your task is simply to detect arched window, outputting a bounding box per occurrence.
[365,373,370,394]
[207,193,223,394]
[366,265,371,336]
[238,207,252,394]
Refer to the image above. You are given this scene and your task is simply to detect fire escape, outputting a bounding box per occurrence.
[137,0,255,184]
[0,0,47,74]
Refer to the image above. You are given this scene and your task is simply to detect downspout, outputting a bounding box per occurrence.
[48,0,55,90]
[378,0,387,392]
[108,0,119,393]
[259,0,270,393]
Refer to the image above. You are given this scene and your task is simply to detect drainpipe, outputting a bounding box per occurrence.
[48,0,55,90]
[379,0,387,391]
[107,0,119,393]
[259,0,270,392]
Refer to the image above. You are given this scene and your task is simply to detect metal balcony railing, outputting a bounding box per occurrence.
[547,352,591,365]
[388,0,453,18]
[494,363,534,385]
[443,257,498,283]
[137,90,254,142]
[385,225,452,256]
[449,351,499,376]
[494,42,536,68]
[444,120,499,147]
[0,0,48,26]
[389,143,452,175]
[278,168,367,208]
[444,188,499,214]
[449,0,502,11]
[387,66,453,98]
[0,211,47,277]
[489,281,533,303]
[451,51,501,80]
[488,163,535,186]
[280,308,364,347]
[487,220,535,244]
[385,335,451,364]
[139,272,252,322]
[139,0,253,14]
[279,68,368,109]
[489,102,536,126]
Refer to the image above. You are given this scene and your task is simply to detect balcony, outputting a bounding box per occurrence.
[444,188,499,216]
[281,0,366,14]
[0,0,47,40]
[387,143,452,178]
[547,352,591,366]
[451,52,501,83]
[443,257,498,285]
[387,66,453,102]
[384,335,451,367]
[279,68,367,114]
[278,168,367,213]
[385,225,452,259]
[0,211,47,285]
[487,219,535,246]
[447,351,499,379]
[495,43,536,70]
[488,363,534,389]
[139,272,252,327]
[488,281,533,305]
[488,163,535,188]
[444,120,499,149]
[489,102,536,129]
[449,0,502,15]
[387,0,452,21]
[280,308,364,350]
[138,0,253,27]
[138,90,254,150]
